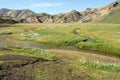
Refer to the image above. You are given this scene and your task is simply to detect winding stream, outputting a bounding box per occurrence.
[72,28,96,43]
[0,29,119,58]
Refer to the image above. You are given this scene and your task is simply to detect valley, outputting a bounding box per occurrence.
[0,0,120,80]
[0,23,120,80]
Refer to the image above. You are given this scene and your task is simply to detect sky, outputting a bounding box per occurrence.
[0,0,115,14]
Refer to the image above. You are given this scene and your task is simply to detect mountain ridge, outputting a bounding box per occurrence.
[0,1,119,23]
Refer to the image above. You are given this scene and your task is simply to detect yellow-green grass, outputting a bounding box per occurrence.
[0,23,120,79]
[100,6,120,24]
[50,49,120,79]
[75,23,120,55]
[1,23,120,55]
[0,30,12,35]
[11,24,85,47]
[5,46,57,61]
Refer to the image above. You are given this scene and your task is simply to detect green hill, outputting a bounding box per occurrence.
[100,6,120,24]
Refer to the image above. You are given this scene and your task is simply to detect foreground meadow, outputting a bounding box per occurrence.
[0,23,120,80]
[9,23,120,55]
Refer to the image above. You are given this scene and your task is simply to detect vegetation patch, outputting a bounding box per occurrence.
[79,58,120,72]
[0,30,12,35]
[6,46,57,61]
[76,42,120,56]
[76,24,120,55]
[17,29,84,47]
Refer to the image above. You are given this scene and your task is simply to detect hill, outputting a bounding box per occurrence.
[100,5,120,23]
[0,17,18,24]
[0,1,119,23]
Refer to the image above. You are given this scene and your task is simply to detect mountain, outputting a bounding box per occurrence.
[0,1,119,23]
[0,9,35,23]
[55,10,82,23]
[36,10,82,23]
[80,1,119,23]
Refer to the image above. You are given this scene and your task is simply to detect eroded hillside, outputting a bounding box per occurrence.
[0,1,119,23]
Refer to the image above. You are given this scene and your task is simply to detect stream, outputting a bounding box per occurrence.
[72,28,96,43]
[0,29,119,58]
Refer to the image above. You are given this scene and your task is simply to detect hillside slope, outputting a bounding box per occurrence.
[0,9,35,23]
[100,6,120,23]
[0,17,17,24]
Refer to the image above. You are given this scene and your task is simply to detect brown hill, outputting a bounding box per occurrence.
[0,1,119,23]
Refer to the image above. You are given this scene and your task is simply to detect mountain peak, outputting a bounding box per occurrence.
[70,10,79,13]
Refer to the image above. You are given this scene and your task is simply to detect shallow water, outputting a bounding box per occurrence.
[72,28,96,43]
[0,34,118,58]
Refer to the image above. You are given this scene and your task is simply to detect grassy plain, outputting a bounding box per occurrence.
[0,23,120,80]
[76,23,120,55]
[10,23,120,55]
